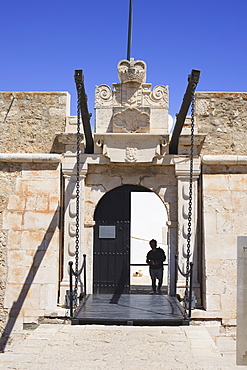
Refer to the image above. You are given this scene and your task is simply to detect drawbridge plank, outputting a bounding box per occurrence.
[72,294,188,326]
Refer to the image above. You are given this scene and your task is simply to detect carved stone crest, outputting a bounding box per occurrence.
[113,107,150,133]
[125,147,138,162]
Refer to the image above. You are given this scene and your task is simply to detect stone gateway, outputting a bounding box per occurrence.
[0,59,247,336]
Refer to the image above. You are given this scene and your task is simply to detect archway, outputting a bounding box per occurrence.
[93,185,168,294]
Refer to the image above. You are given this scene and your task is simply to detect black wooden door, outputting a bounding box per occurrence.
[93,220,130,294]
[93,186,131,294]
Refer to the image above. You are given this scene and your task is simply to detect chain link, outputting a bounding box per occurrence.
[74,84,82,301]
[185,82,196,300]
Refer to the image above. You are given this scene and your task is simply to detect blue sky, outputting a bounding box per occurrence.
[1,0,246,126]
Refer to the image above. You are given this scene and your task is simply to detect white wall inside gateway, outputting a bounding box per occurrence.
[130,192,168,286]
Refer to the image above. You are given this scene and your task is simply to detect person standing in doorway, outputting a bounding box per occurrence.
[146,239,166,295]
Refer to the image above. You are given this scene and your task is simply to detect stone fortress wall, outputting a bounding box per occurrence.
[0,92,68,332]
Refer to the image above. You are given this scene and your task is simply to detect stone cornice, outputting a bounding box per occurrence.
[202,155,247,165]
[0,153,62,163]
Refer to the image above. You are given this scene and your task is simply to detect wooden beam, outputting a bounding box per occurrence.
[169,69,200,155]
[74,70,94,154]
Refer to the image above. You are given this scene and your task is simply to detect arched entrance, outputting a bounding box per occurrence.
[130,191,168,292]
[93,185,168,294]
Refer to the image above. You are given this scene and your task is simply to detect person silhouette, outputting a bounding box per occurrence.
[146,239,166,294]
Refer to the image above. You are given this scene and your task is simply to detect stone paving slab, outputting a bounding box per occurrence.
[0,323,245,369]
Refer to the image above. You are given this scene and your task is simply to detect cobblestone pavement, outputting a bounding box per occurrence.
[0,323,244,369]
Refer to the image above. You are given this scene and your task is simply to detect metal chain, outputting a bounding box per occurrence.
[185,82,196,300]
[74,83,82,301]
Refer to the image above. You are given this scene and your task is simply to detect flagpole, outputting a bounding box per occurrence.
[127,0,133,60]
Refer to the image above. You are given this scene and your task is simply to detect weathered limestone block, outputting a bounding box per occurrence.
[3,211,23,230]
[232,213,247,234]
[196,92,247,155]
[23,211,58,230]
[140,173,176,191]
[216,213,233,234]
[40,283,58,312]
[207,294,221,311]
[17,178,60,196]
[206,273,227,295]
[205,234,237,260]
[34,266,59,284]
[221,293,237,312]
[86,173,122,191]
[7,195,26,210]
[20,230,46,250]
[0,92,70,153]
[25,195,50,211]
[203,190,234,213]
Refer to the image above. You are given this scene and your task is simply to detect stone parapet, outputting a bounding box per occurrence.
[0,92,70,154]
[195,91,247,155]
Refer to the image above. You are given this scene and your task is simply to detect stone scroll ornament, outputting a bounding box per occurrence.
[144,85,168,108]
[95,84,114,107]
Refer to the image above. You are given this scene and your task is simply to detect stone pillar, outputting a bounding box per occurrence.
[84,221,95,294]
[167,221,178,296]
[59,172,86,303]
[175,158,201,301]
[237,236,247,366]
